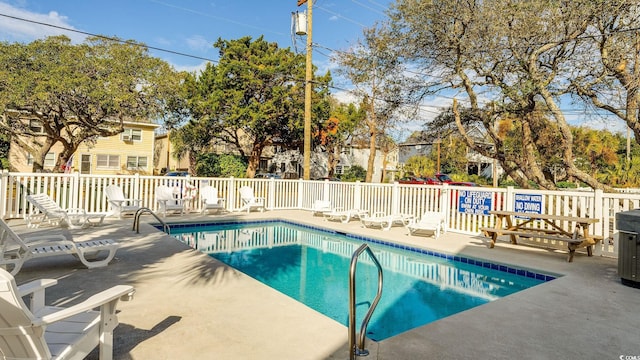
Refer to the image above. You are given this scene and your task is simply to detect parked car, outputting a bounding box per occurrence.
[255,173,281,179]
[435,173,453,183]
[398,176,442,185]
[165,171,189,177]
[449,181,481,187]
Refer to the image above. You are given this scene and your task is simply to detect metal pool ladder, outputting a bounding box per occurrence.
[349,243,383,359]
[132,207,170,234]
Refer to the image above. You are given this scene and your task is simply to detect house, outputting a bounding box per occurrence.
[8,119,159,175]
[398,126,502,179]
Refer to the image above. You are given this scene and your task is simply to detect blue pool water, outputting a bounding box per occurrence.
[166,220,553,341]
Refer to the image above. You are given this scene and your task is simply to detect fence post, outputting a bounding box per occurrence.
[228,176,236,211]
[71,171,81,209]
[132,173,141,203]
[354,181,362,210]
[593,189,604,256]
[268,177,276,210]
[505,186,515,211]
[391,181,400,215]
[440,184,450,229]
[0,170,7,219]
[298,178,305,209]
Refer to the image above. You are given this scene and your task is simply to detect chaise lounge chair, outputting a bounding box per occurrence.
[311,200,332,216]
[360,212,414,231]
[105,185,142,218]
[200,186,226,214]
[26,193,106,229]
[155,185,186,217]
[0,219,120,275]
[323,208,369,223]
[406,211,446,239]
[0,267,134,360]
[238,186,265,213]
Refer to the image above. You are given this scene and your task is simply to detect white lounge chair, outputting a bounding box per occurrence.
[105,185,142,218]
[0,219,120,275]
[311,200,332,216]
[0,268,134,360]
[361,212,414,231]
[200,186,226,214]
[155,185,186,217]
[238,186,265,213]
[323,208,369,223]
[406,211,447,239]
[26,193,106,229]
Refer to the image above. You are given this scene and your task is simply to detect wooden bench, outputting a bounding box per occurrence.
[481,211,602,262]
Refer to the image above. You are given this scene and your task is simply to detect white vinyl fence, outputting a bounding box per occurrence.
[2,170,635,259]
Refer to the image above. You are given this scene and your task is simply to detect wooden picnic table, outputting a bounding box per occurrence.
[480,210,601,262]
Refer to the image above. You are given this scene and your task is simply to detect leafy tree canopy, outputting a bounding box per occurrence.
[0,35,185,171]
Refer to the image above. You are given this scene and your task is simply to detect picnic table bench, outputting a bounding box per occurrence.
[480,210,602,262]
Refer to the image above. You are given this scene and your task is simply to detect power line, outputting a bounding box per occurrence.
[0,12,219,64]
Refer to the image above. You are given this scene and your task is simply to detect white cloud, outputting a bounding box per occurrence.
[171,60,210,75]
[0,2,84,43]
[185,35,211,52]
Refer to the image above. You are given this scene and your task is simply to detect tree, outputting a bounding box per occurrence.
[336,25,408,182]
[194,153,246,177]
[184,36,325,178]
[341,165,366,182]
[569,2,640,147]
[387,0,619,190]
[0,35,184,172]
[317,99,364,177]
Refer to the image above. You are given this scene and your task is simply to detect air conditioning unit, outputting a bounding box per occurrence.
[122,134,132,141]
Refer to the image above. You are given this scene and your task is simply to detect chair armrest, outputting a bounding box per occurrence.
[18,279,58,312]
[37,285,135,325]
[109,199,125,206]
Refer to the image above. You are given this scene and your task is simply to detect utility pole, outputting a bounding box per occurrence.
[298,0,312,179]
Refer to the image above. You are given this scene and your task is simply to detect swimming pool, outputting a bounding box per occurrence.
[165,220,554,341]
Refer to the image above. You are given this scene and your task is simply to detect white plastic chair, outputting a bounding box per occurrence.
[311,200,332,216]
[155,185,186,217]
[0,268,134,360]
[406,211,447,239]
[0,219,120,275]
[238,186,265,213]
[200,186,226,214]
[26,193,106,229]
[105,185,141,218]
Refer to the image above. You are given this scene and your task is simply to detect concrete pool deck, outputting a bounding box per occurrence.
[9,209,640,359]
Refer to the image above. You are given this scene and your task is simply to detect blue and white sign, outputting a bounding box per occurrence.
[514,194,543,215]
[458,190,493,215]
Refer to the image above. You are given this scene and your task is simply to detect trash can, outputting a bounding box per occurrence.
[615,210,640,288]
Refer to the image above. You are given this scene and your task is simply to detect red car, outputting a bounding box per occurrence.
[449,181,480,187]
[435,173,453,183]
[398,176,442,185]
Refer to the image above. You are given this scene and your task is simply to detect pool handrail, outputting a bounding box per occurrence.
[132,207,170,235]
[348,243,383,359]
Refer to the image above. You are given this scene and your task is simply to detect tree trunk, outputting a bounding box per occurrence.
[366,128,377,183]
[245,142,264,178]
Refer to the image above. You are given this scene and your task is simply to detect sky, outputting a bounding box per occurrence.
[0,1,389,83]
[0,0,629,139]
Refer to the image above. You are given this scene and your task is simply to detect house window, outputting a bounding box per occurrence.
[126,156,148,169]
[26,152,56,167]
[121,128,142,142]
[28,120,44,134]
[96,154,120,169]
[259,159,268,171]
[336,165,350,175]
